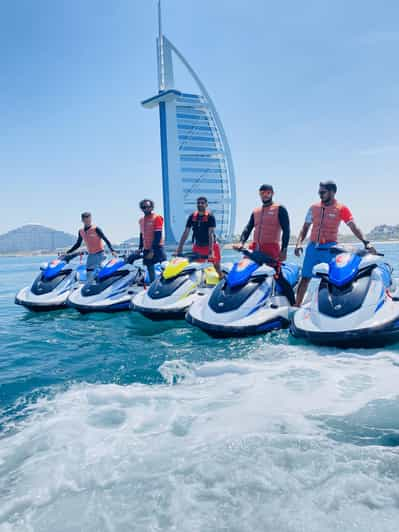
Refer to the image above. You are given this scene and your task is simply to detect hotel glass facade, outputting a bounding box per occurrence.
[142,24,236,244]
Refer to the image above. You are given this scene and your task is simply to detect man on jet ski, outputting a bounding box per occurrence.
[233,184,295,305]
[294,180,376,306]
[65,212,116,281]
[175,196,223,278]
[138,199,167,282]
[233,184,290,261]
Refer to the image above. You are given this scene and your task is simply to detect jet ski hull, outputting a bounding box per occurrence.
[15,292,69,312]
[131,260,217,322]
[131,301,190,321]
[186,311,288,338]
[291,313,399,348]
[67,259,145,314]
[291,251,399,348]
[67,298,133,314]
[186,256,299,338]
[15,285,76,312]
[15,255,86,312]
[68,284,143,314]
[131,290,205,321]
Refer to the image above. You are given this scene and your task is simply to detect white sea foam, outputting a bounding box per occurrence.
[1,346,399,531]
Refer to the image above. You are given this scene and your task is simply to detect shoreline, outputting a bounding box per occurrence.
[222,240,399,250]
[2,240,399,257]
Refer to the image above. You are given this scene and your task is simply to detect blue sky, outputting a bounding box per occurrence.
[1,0,398,242]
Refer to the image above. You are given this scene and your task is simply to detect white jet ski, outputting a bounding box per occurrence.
[15,252,86,311]
[131,255,220,321]
[186,249,299,337]
[67,252,149,313]
[291,246,399,347]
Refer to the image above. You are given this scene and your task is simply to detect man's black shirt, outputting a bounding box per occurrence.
[186,212,216,246]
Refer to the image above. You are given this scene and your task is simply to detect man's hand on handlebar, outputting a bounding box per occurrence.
[279,249,287,262]
[174,247,183,257]
[365,243,377,255]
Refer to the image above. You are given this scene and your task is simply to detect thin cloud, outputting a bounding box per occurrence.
[360,30,399,45]
[359,144,399,155]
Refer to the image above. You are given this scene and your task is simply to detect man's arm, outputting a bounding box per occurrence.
[95,227,115,253]
[152,231,162,248]
[239,213,255,245]
[278,206,290,260]
[295,222,311,256]
[347,221,373,249]
[176,228,191,254]
[139,233,143,251]
[145,229,162,259]
[176,216,193,254]
[151,216,164,250]
[340,205,374,250]
[66,233,83,254]
[208,215,216,256]
[294,207,312,256]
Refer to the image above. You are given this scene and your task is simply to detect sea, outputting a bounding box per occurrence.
[1,246,399,532]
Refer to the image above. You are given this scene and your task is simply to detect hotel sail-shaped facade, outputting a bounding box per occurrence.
[142,2,236,245]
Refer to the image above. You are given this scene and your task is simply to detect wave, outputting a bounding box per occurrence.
[1,347,399,531]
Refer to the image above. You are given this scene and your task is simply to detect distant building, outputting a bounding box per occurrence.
[142,1,236,244]
[368,224,399,240]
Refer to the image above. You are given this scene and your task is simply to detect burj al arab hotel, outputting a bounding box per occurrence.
[142,1,236,244]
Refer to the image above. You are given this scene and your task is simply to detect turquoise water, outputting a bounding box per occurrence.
[1,247,399,531]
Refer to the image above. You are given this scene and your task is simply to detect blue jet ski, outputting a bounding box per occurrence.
[186,249,300,337]
[291,246,399,347]
[67,252,153,313]
[15,252,86,311]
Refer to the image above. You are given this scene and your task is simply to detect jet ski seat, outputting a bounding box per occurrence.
[281,263,300,286]
[275,263,300,305]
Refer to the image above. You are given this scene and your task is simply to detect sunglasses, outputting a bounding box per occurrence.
[141,205,152,210]
[319,190,329,195]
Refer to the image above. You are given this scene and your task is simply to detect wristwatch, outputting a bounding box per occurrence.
[363,240,371,249]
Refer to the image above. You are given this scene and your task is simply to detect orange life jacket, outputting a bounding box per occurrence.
[309,201,342,244]
[192,210,209,223]
[139,214,164,249]
[252,203,281,249]
[79,225,104,254]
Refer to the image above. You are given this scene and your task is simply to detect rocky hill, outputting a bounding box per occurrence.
[0,225,76,253]
[367,224,399,240]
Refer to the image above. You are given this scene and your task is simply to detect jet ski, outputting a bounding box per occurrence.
[131,254,220,321]
[15,252,86,311]
[67,252,149,313]
[291,246,399,347]
[186,249,300,337]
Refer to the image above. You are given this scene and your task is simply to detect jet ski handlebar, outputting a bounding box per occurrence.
[329,246,384,257]
[240,248,278,267]
[60,251,86,262]
[176,252,210,262]
[125,251,143,264]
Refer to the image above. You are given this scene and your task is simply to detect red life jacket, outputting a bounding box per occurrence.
[139,214,164,249]
[79,225,104,254]
[309,201,343,244]
[192,210,209,223]
[252,203,281,249]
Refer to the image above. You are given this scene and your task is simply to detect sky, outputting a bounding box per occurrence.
[1,0,398,242]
